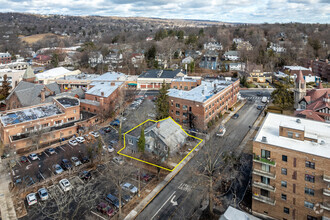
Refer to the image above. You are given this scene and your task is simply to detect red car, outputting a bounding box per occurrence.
[20,156,28,163]
[96,202,114,217]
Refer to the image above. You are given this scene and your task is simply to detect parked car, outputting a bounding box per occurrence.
[46,148,56,155]
[89,131,100,138]
[61,159,73,170]
[81,156,90,164]
[261,96,268,103]
[105,194,122,209]
[71,157,82,166]
[53,164,64,174]
[103,145,114,153]
[79,171,92,181]
[59,179,72,192]
[216,125,226,137]
[20,156,28,163]
[104,127,111,133]
[75,137,85,143]
[257,105,263,110]
[122,194,132,203]
[96,202,114,217]
[232,113,239,119]
[69,140,78,146]
[38,188,49,201]
[113,157,124,165]
[26,193,37,206]
[121,182,138,194]
[141,174,152,182]
[110,119,120,126]
[29,153,38,161]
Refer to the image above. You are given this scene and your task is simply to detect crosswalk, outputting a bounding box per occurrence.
[243,96,264,100]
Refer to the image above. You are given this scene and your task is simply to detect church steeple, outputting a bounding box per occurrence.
[294,70,306,109]
[22,66,36,83]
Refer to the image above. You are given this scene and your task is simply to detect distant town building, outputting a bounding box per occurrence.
[137,69,186,90]
[307,59,330,82]
[252,113,330,220]
[268,42,286,53]
[223,51,240,61]
[0,52,11,64]
[237,41,253,51]
[203,42,223,51]
[246,64,272,83]
[233,38,243,44]
[170,76,202,91]
[199,50,219,70]
[35,67,81,84]
[168,78,240,131]
[88,52,104,68]
[33,54,51,66]
[182,56,194,65]
[0,69,26,92]
[228,62,246,71]
[282,66,319,83]
[131,53,145,68]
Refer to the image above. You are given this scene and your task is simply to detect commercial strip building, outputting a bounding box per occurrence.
[252,113,330,220]
[0,96,82,152]
[168,78,240,131]
[35,67,81,84]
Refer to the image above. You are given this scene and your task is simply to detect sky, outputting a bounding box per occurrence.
[0,0,329,23]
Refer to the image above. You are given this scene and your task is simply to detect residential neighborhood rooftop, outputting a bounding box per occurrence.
[1,104,63,126]
[168,78,236,103]
[91,72,125,82]
[139,69,186,79]
[255,113,330,158]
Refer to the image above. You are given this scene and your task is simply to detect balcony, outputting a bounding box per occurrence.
[323,188,330,197]
[323,175,330,183]
[320,202,330,211]
[252,194,276,206]
[252,169,276,179]
[253,181,276,192]
[253,154,276,167]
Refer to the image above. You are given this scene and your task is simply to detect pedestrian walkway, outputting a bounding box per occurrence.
[0,162,18,220]
[243,96,263,100]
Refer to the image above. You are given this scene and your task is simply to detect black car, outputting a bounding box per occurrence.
[61,159,73,170]
[257,105,263,110]
[232,113,239,119]
[257,92,262,96]
[81,156,90,164]
[79,171,92,181]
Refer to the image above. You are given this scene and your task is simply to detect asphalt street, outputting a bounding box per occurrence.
[136,97,263,220]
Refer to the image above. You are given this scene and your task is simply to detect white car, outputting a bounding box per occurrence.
[121,182,138,194]
[89,131,100,138]
[69,140,78,146]
[75,137,85,143]
[26,193,37,206]
[38,188,49,201]
[103,145,114,153]
[59,179,72,192]
[53,164,64,174]
[71,157,82,166]
[216,125,226,137]
[29,153,39,161]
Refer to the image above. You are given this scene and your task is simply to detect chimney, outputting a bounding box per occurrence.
[40,88,45,103]
[101,91,104,97]
[156,122,160,129]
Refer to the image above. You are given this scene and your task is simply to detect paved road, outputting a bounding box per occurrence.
[136,99,262,220]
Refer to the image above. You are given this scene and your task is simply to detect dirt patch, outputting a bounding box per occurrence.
[20,33,65,45]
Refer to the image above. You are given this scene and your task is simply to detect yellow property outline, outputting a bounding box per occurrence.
[117,116,203,172]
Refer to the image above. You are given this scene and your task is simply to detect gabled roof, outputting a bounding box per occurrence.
[22,66,35,79]
[224,51,239,56]
[295,70,305,84]
[139,69,186,79]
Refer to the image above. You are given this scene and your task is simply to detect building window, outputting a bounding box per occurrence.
[261,176,270,185]
[176,118,180,122]
[55,120,62,125]
[295,133,300,138]
[209,105,211,109]
[68,117,75,121]
[183,105,187,110]
[288,131,293,138]
[307,215,317,220]
[171,102,173,106]
[283,207,290,214]
[305,187,315,196]
[176,103,180,108]
[282,155,287,162]
[281,194,287,200]
[281,181,287,187]
[73,109,76,113]
[261,149,270,159]
[128,138,133,144]
[42,123,49,128]
[260,189,269,197]
[304,201,314,209]
[183,112,187,117]
[261,164,270,172]
[305,161,315,169]
[176,111,180,116]
[281,168,287,175]
[305,174,315,183]
[83,107,86,110]
[184,86,188,90]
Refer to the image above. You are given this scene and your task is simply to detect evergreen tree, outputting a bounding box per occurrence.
[0,74,10,100]
[51,52,59,67]
[271,82,294,109]
[137,126,145,153]
[156,81,170,120]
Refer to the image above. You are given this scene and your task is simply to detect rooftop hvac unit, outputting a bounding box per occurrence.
[296,119,301,123]
[261,136,267,142]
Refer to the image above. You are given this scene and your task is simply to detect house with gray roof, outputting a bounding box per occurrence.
[137,69,186,90]
[223,51,240,61]
[5,81,61,110]
[125,118,188,157]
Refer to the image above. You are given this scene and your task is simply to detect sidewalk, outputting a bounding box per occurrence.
[0,162,17,220]
[124,100,247,220]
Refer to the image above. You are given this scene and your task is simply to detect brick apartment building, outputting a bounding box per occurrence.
[252,113,330,220]
[170,76,202,91]
[0,52,11,64]
[306,59,330,82]
[168,78,240,131]
[0,96,81,152]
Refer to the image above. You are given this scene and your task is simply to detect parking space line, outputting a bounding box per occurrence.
[60,146,65,151]
[16,159,22,167]
[44,152,49,157]
[90,210,107,220]
[75,176,84,184]
[39,172,45,180]
[27,157,31,163]
[68,144,73,149]
[56,184,64,194]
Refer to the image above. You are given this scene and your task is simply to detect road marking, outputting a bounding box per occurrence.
[178,183,191,193]
[16,159,22,167]
[170,195,178,206]
[39,172,45,180]
[151,191,176,220]
[60,146,65,151]
[27,157,31,163]
[68,144,73,149]
[44,152,49,157]
[56,184,64,194]
[26,164,32,170]
[90,210,107,220]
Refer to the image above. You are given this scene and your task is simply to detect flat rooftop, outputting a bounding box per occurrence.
[255,113,330,159]
[58,74,99,81]
[91,72,126,82]
[284,66,309,71]
[56,97,79,108]
[1,104,63,126]
[168,79,236,103]
[173,77,198,83]
[36,67,71,79]
[86,81,123,97]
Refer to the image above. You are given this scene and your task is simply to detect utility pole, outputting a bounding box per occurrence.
[138,168,141,197]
